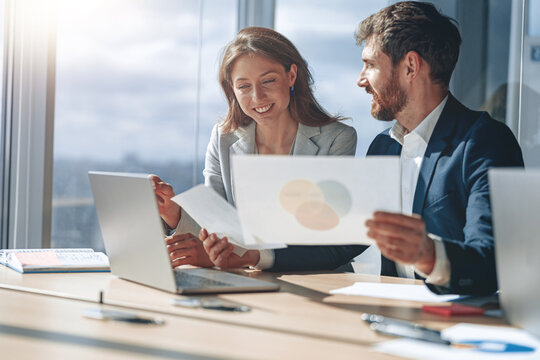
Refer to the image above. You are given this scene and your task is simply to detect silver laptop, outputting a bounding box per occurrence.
[489,168,540,338]
[88,171,279,294]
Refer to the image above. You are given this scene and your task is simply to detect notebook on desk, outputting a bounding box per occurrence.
[88,171,279,294]
[489,168,540,339]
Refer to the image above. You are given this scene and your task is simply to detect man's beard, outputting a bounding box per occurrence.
[366,70,408,121]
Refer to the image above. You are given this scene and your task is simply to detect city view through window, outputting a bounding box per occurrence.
[52,0,235,249]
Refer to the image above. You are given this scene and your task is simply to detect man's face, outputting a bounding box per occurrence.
[357,39,408,121]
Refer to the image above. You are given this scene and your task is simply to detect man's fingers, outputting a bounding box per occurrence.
[366,221,424,239]
[369,231,403,251]
[372,211,425,229]
[378,246,407,263]
[371,232,421,264]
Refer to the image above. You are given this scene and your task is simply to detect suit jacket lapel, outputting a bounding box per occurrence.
[230,121,256,155]
[229,122,256,201]
[292,123,320,155]
[412,95,458,214]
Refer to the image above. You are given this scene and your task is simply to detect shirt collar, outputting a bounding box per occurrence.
[389,95,449,145]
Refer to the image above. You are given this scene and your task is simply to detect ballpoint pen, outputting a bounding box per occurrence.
[362,313,441,335]
[362,313,450,345]
[82,308,165,325]
[172,297,251,312]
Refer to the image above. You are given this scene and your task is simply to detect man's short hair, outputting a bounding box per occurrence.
[355,1,462,88]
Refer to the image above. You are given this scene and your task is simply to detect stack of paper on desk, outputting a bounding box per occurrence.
[0,248,110,273]
[173,156,400,250]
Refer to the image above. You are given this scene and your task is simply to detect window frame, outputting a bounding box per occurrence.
[1,0,56,249]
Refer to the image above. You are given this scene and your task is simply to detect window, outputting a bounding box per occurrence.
[521,0,540,166]
[528,0,540,36]
[52,0,236,250]
[275,0,390,157]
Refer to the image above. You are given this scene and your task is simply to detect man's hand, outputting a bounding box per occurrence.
[166,233,213,268]
[150,174,181,229]
[365,211,436,274]
[199,228,260,269]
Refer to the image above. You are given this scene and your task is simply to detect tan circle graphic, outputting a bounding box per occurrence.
[279,179,324,213]
[279,179,351,231]
[295,201,340,230]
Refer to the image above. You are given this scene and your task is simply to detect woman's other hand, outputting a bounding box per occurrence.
[199,228,260,268]
[150,174,181,229]
[166,233,213,268]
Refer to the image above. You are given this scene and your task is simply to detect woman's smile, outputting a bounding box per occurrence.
[254,104,273,113]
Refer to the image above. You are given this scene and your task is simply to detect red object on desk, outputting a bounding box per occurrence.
[422,303,484,316]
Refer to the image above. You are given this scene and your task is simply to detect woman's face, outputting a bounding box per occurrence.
[230,53,297,126]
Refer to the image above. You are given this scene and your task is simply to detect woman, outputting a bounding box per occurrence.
[153,26,357,269]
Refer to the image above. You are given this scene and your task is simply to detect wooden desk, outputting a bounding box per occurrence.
[0,267,507,359]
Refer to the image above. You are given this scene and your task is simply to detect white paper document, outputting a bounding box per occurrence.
[330,282,460,303]
[232,155,400,246]
[376,324,540,359]
[171,185,285,251]
[173,156,399,249]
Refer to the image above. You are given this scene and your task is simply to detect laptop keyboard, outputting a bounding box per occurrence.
[174,271,231,288]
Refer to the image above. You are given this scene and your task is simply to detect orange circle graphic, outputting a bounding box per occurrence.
[279,179,324,214]
[295,201,340,230]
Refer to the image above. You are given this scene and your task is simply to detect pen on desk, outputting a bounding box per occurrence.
[115,316,165,325]
[172,297,251,312]
[362,313,440,335]
[200,304,251,312]
[362,313,450,345]
[370,322,450,345]
[82,308,165,325]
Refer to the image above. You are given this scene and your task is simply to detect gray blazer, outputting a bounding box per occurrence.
[177,120,357,235]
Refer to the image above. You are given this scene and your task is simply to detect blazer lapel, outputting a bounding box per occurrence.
[230,121,256,155]
[292,123,320,155]
[412,95,458,214]
[229,122,256,201]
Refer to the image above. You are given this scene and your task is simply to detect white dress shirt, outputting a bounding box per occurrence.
[389,96,451,286]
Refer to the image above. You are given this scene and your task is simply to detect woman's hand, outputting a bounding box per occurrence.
[199,228,260,268]
[166,233,214,268]
[150,175,181,229]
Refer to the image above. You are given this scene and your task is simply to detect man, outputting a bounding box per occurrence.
[201,1,523,295]
[354,1,523,295]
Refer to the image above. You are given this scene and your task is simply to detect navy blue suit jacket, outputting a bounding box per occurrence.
[270,94,523,295]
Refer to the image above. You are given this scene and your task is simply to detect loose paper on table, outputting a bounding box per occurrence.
[330,282,460,303]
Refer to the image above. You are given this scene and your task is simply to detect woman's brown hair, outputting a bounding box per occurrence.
[218,27,344,133]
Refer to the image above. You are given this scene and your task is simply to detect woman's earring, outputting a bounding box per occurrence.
[290,85,295,92]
